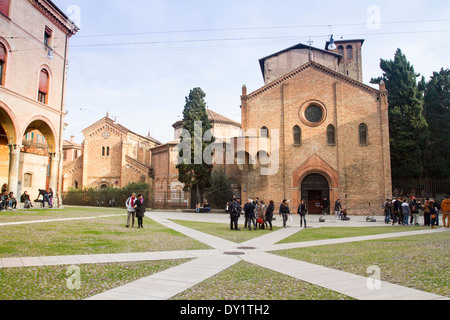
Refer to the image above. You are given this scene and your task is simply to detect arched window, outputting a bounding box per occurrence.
[23,173,33,188]
[0,43,6,86]
[260,126,269,138]
[38,68,49,104]
[102,147,105,156]
[327,125,336,146]
[337,45,344,56]
[293,126,302,145]
[346,45,354,60]
[359,124,368,146]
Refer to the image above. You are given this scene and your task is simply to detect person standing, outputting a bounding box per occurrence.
[258,200,266,229]
[298,200,307,228]
[409,197,420,226]
[401,199,410,225]
[229,197,241,231]
[244,199,257,231]
[384,199,392,224]
[440,195,450,229]
[280,199,290,228]
[430,199,439,229]
[265,200,275,230]
[392,197,403,226]
[48,188,54,208]
[423,198,431,226]
[135,194,145,228]
[322,197,330,215]
[125,193,137,228]
[334,199,342,220]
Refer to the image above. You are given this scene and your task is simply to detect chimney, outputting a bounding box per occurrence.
[242,85,247,96]
[70,135,75,143]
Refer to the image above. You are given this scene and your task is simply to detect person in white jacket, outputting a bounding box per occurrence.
[125,193,137,228]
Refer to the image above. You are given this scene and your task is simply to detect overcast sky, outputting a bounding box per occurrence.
[52,0,450,144]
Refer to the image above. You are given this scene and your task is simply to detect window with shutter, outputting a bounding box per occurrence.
[38,69,49,104]
[0,0,11,17]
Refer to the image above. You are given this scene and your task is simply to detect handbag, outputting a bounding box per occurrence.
[257,218,264,224]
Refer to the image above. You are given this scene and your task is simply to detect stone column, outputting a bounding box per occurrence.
[49,152,60,207]
[8,144,21,196]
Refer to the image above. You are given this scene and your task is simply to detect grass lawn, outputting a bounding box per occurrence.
[278,226,425,244]
[0,206,125,223]
[0,211,210,258]
[0,259,191,300]
[274,232,450,297]
[172,261,354,300]
[170,219,281,243]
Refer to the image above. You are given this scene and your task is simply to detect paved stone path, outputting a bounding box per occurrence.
[0,211,448,300]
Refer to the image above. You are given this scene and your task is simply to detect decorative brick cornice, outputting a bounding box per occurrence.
[243,61,380,102]
[31,0,79,36]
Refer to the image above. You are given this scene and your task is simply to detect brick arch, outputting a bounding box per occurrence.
[0,100,20,144]
[291,154,340,210]
[22,115,58,152]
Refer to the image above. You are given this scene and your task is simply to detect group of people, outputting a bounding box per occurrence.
[383,195,450,229]
[0,186,54,211]
[125,193,146,228]
[196,201,211,213]
[226,197,314,231]
[226,196,276,231]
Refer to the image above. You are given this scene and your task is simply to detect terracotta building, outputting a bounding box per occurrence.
[237,40,392,215]
[0,0,78,206]
[62,115,161,190]
[152,109,242,208]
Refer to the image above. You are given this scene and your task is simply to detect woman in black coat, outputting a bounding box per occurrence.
[134,194,146,228]
[265,200,275,230]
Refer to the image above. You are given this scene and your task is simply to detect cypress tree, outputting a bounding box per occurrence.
[176,87,215,205]
[371,49,429,179]
[422,68,450,178]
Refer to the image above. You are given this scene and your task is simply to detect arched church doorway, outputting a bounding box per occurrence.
[301,173,330,214]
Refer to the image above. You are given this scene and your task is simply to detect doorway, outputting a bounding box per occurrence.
[301,173,330,215]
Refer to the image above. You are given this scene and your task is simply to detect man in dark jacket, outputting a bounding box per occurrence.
[244,199,257,230]
[229,198,241,231]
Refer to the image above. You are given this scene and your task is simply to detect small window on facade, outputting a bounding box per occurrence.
[338,46,344,56]
[44,26,53,48]
[359,124,368,146]
[293,126,302,145]
[106,147,110,157]
[23,173,32,188]
[0,43,6,86]
[327,125,336,146]
[260,126,269,138]
[38,69,49,104]
[102,147,105,156]
[347,45,354,59]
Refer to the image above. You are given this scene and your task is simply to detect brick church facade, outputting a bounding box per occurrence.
[237,40,392,215]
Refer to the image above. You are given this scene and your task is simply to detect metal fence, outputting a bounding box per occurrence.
[61,189,152,208]
[392,179,450,199]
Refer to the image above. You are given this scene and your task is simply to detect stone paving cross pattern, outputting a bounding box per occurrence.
[0,211,448,300]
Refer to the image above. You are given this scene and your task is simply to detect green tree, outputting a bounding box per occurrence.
[422,68,450,178]
[207,168,233,209]
[176,87,215,204]
[371,49,429,179]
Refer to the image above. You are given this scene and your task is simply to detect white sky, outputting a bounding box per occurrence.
[52,0,450,144]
